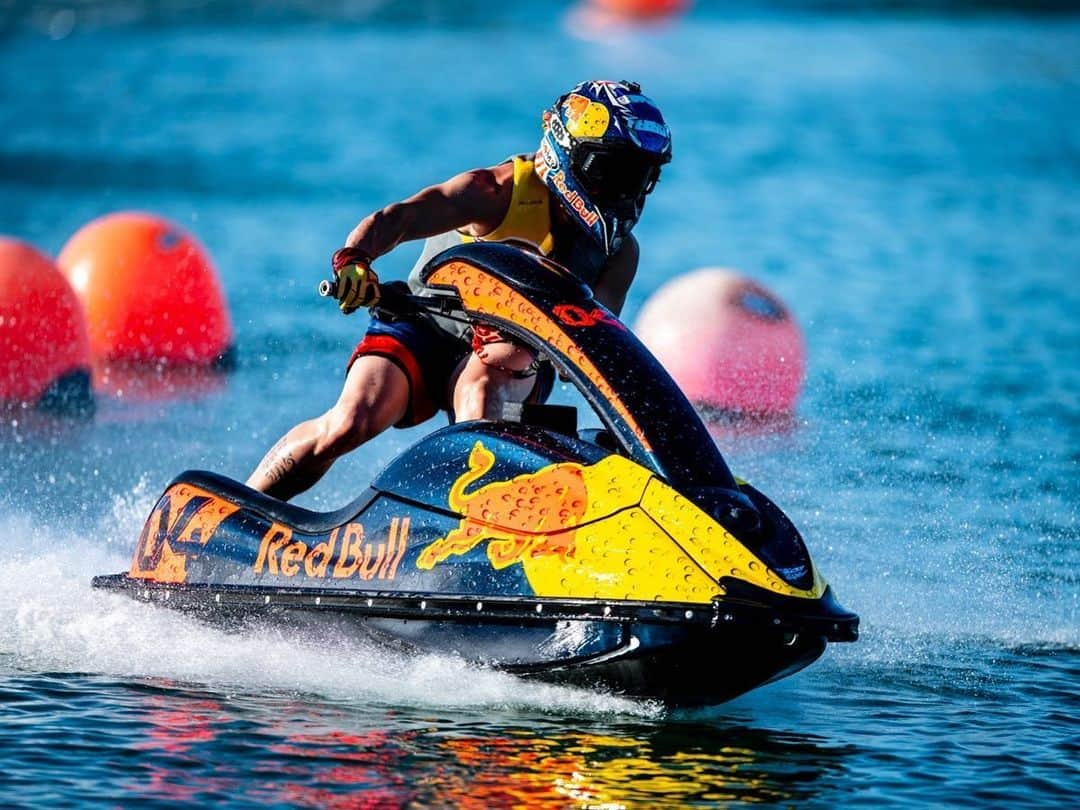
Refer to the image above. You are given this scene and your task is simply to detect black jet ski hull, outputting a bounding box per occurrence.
[92,574,855,706]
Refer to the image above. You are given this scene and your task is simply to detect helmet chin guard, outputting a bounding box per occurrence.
[536,80,672,256]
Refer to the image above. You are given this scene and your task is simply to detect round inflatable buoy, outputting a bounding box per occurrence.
[0,237,93,412]
[634,268,805,416]
[588,0,690,19]
[57,212,233,365]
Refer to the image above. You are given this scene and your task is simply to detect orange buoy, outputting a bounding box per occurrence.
[588,0,690,19]
[57,212,233,365]
[0,237,93,411]
[634,268,805,416]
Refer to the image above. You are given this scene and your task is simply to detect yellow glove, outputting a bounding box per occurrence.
[331,248,381,314]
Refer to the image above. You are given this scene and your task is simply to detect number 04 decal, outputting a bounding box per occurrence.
[552,304,626,330]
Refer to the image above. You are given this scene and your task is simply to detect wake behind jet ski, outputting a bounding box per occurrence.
[93,242,857,706]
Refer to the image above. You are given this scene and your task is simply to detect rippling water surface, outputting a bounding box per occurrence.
[1,2,1078,807]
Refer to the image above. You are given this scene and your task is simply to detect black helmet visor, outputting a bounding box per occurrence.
[570,141,663,208]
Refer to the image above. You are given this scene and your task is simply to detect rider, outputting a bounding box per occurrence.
[247,80,672,500]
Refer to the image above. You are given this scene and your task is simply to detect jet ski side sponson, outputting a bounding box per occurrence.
[90,575,858,645]
[91,572,856,705]
[105,420,833,608]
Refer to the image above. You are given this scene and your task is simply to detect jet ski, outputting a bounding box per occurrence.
[93,242,858,706]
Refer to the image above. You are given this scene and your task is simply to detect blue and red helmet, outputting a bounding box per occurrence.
[537,80,672,256]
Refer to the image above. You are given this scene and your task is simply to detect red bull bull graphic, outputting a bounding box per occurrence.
[416,440,825,604]
[417,443,588,569]
[417,440,731,602]
[553,303,625,330]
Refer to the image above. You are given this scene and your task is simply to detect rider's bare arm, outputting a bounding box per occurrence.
[343,166,513,259]
[592,235,639,316]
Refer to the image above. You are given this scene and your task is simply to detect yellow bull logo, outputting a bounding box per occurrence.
[417,442,590,570]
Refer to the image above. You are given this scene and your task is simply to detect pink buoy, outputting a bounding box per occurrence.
[634,268,805,416]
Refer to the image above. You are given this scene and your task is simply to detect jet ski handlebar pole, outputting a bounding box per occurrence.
[318,278,463,319]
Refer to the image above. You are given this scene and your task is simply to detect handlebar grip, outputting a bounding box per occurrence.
[318,279,339,299]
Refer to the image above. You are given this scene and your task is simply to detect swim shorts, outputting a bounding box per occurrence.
[348,314,555,427]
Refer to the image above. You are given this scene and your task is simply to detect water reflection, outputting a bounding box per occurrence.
[123,687,853,808]
[93,360,228,404]
[128,693,241,803]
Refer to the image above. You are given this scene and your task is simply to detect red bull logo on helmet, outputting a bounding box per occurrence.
[536,163,600,229]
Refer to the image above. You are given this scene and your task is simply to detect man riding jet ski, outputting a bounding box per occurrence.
[246,79,672,501]
[95,239,857,706]
[95,82,857,704]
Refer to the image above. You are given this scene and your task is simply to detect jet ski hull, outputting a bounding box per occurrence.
[92,573,854,706]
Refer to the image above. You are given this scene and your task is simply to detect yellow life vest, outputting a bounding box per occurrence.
[459,155,555,255]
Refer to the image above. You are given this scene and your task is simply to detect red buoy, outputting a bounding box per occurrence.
[588,0,690,20]
[0,237,93,410]
[635,268,805,416]
[57,212,233,365]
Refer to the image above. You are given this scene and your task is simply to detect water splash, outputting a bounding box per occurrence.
[0,503,660,720]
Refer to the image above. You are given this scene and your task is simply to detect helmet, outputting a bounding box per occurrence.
[537,80,672,256]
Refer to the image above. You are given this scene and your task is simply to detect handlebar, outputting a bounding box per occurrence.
[318,277,464,322]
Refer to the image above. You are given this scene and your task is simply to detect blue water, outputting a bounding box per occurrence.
[2,2,1078,807]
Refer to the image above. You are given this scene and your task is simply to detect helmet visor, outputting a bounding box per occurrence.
[570,142,662,208]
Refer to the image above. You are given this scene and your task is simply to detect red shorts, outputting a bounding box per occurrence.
[348,316,554,428]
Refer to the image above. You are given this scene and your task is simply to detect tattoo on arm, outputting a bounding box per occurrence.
[259,436,296,484]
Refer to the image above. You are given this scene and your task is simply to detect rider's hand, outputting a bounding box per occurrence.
[331,247,381,314]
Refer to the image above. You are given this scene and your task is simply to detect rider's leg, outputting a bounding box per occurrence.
[452,340,538,422]
[246,355,410,500]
